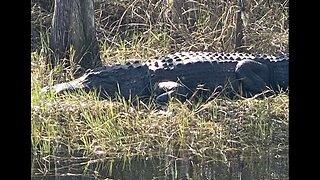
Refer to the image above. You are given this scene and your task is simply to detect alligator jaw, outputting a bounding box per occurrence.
[41,75,87,95]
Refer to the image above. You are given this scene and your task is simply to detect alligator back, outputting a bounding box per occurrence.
[269,56,289,90]
[147,52,258,96]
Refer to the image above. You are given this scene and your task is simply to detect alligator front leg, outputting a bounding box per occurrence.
[154,81,188,104]
[235,59,270,94]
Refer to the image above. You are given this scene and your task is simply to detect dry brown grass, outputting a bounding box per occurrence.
[31,0,289,55]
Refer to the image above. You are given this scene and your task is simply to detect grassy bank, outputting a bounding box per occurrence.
[31,0,289,176]
[31,50,288,174]
[32,87,288,157]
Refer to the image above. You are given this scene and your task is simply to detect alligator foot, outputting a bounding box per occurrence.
[235,59,270,95]
[154,81,188,105]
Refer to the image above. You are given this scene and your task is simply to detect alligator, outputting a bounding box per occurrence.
[41,51,289,103]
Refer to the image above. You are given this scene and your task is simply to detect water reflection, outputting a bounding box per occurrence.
[32,150,288,180]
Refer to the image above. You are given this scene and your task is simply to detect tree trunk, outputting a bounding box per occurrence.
[50,0,101,71]
[235,0,247,52]
[168,0,197,30]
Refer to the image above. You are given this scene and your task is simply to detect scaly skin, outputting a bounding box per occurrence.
[42,51,289,101]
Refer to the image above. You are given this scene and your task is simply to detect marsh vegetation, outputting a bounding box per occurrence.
[31,0,289,179]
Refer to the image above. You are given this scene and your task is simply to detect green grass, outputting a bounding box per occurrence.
[31,0,289,176]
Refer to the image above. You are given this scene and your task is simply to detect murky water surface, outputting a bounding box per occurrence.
[32,149,288,180]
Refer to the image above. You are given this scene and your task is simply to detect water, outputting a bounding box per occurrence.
[31,150,288,180]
